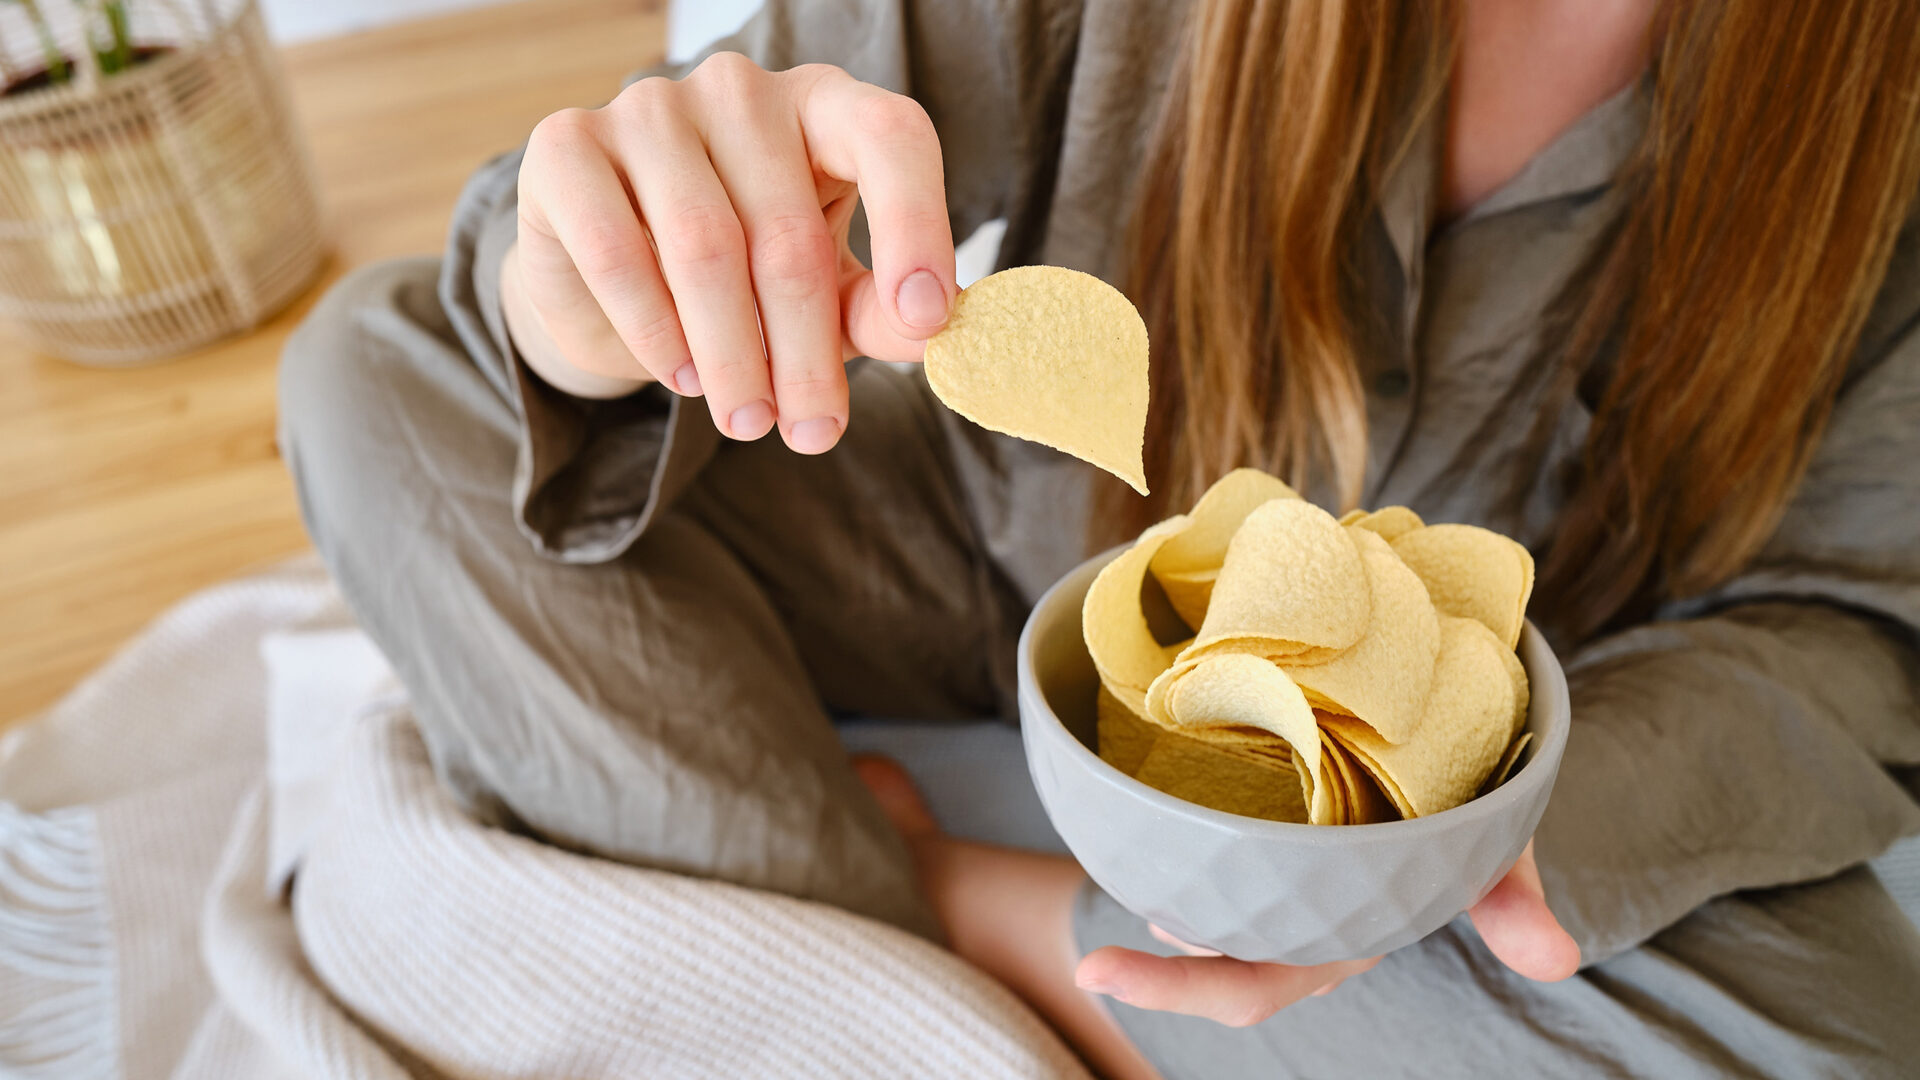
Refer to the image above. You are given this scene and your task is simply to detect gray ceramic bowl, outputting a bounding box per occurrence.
[1019,548,1569,966]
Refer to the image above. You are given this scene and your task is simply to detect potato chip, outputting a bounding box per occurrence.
[1480,732,1535,795]
[1079,466,1541,829]
[1305,729,1395,825]
[1150,653,1326,815]
[1218,737,1295,769]
[1083,515,1191,704]
[1323,719,1413,819]
[1344,505,1425,542]
[1319,616,1515,817]
[1101,675,1310,822]
[1186,499,1371,662]
[1167,723,1297,747]
[1140,470,1302,628]
[1389,524,1535,649]
[1133,734,1309,823]
[1315,729,1351,825]
[1320,730,1399,825]
[1309,734,1347,825]
[1096,682,1161,777]
[1151,469,1301,577]
[1158,654,1320,748]
[924,265,1150,494]
[1154,567,1218,631]
[1498,638,1531,742]
[1277,528,1439,744]
[1142,637,1260,724]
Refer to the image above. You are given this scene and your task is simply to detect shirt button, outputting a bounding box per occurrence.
[1374,368,1411,398]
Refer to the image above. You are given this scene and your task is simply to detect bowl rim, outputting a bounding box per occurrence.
[1017,546,1571,848]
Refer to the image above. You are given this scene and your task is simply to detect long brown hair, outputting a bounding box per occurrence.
[1108,0,1920,641]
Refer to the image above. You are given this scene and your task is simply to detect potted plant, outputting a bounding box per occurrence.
[0,0,324,365]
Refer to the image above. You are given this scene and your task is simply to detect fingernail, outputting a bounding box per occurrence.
[1075,975,1128,1002]
[727,400,774,439]
[1311,979,1344,997]
[788,417,842,454]
[671,363,702,396]
[896,270,950,329]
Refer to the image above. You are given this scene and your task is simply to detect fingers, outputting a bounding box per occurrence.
[840,270,943,364]
[500,243,652,399]
[519,109,689,387]
[1309,976,1349,997]
[1075,947,1380,1028]
[1148,924,1223,957]
[605,78,776,441]
[849,754,939,839]
[1468,841,1582,982]
[687,57,849,453]
[519,57,956,448]
[795,68,957,358]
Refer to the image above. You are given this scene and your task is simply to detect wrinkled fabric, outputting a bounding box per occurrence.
[1075,873,1920,1079]
[285,258,1024,942]
[285,0,1920,1075]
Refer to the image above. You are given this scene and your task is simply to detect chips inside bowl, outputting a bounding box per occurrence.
[1083,470,1537,825]
[924,265,1150,495]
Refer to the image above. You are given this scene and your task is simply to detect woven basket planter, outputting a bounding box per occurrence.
[0,0,324,365]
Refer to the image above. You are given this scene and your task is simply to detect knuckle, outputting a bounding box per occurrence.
[658,204,745,275]
[772,364,844,401]
[688,50,762,97]
[568,222,652,282]
[527,107,596,158]
[784,62,849,92]
[624,308,686,361]
[698,350,768,387]
[787,62,845,81]
[750,214,836,294]
[853,94,936,146]
[611,76,678,124]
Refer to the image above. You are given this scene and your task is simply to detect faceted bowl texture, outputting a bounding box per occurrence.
[1019,548,1570,966]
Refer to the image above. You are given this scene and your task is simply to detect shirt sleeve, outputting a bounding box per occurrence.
[1534,309,1920,966]
[435,0,1084,562]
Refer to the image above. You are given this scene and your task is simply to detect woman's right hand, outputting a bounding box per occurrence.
[501,53,958,455]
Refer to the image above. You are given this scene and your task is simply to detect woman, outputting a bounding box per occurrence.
[280,0,1920,1075]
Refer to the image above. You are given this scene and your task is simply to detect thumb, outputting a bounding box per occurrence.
[840,261,949,363]
[1468,841,1582,982]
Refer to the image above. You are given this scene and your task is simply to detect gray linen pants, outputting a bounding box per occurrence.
[280,257,1021,942]
[282,259,1920,1078]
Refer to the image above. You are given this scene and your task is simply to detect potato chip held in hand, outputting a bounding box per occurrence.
[924,265,1150,494]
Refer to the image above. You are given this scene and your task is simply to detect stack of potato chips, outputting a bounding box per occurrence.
[1085,470,1536,825]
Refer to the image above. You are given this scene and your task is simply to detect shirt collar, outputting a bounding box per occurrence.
[1374,76,1651,274]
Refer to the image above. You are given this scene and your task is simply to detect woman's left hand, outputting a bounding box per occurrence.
[1072,842,1582,1027]
[854,757,1581,1078]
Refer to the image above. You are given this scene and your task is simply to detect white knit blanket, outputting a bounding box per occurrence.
[0,559,1087,1079]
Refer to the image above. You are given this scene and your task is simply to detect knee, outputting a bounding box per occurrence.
[280,257,440,458]
[278,256,450,556]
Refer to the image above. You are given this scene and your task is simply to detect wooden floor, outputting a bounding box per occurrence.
[0,0,667,727]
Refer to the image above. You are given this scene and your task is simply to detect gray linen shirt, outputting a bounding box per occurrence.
[435,0,1920,966]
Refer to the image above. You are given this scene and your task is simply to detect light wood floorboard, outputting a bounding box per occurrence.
[0,0,666,726]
